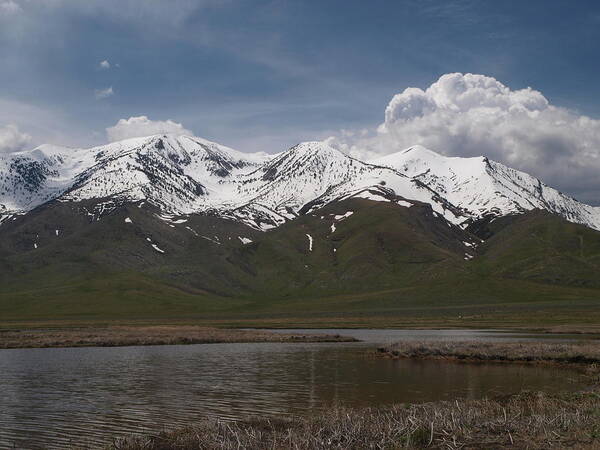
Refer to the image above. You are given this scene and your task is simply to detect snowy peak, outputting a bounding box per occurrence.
[373,145,489,180]
[0,145,72,212]
[237,141,373,214]
[0,134,272,217]
[63,134,275,214]
[259,141,352,181]
[372,145,600,230]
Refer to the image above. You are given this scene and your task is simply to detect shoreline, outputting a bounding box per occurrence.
[0,326,357,350]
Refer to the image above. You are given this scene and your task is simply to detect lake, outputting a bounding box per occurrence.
[0,329,592,449]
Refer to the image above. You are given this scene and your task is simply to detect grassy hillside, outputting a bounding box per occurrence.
[1,199,599,327]
[474,210,600,288]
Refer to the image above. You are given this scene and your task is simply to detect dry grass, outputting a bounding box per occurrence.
[378,340,600,368]
[0,326,356,349]
[109,390,600,449]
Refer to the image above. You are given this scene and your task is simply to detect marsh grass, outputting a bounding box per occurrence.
[378,340,600,369]
[0,326,356,349]
[109,390,600,449]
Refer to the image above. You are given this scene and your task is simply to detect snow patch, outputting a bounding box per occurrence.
[306,233,313,251]
[124,217,132,223]
[157,214,186,225]
[200,235,220,245]
[330,223,336,233]
[185,226,198,236]
[55,229,60,236]
[238,236,253,244]
[152,244,165,254]
[397,200,412,207]
[334,211,354,221]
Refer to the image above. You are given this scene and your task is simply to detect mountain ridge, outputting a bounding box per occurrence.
[1,134,599,233]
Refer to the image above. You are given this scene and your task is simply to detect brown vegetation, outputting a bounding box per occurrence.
[377,339,600,368]
[0,326,356,349]
[110,390,600,449]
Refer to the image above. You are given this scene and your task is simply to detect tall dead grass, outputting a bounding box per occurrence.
[110,390,600,449]
[378,339,600,367]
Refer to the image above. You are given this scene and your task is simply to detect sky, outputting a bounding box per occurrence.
[1,0,600,204]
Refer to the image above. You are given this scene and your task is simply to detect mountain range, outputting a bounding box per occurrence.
[1,134,600,324]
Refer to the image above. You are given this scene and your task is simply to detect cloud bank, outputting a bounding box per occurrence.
[329,73,600,204]
[106,116,193,142]
[0,123,31,153]
[0,0,21,15]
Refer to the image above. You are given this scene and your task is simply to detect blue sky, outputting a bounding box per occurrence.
[1,0,600,202]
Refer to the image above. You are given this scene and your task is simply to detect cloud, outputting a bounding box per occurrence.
[0,123,31,153]
[98,59,110,69]
[106,116,193,142]
[0,0,21,15]
[94,86,114,99]
[329,73,600,205]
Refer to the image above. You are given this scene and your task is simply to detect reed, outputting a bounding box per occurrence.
[378,339,600,368]
[110,390,600,449]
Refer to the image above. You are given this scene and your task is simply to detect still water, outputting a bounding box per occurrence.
[0,329,590,449]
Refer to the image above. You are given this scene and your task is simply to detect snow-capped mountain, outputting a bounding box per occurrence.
[0,135,270,224]
[222,141,464,229]
[1,134,599,232]
[372,145,600,230]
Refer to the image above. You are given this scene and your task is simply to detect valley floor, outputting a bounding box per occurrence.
[3,311,600,349]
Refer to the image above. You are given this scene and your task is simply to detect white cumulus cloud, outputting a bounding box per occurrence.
[106,116,193,142]
[94,86,114,99]
[0,123,31,153]
[98,59,111,69]
[329,73,600,205]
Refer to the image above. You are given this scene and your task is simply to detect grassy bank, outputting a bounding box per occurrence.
[111,390,600,449]
[377,340,600,368]
[0,326,356,349]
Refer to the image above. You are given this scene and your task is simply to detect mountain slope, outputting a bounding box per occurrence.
[2,198,600,324]
[474,210,600,288]
[2,134,600,324]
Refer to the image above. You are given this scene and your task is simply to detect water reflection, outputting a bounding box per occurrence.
[0,330,587,449]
